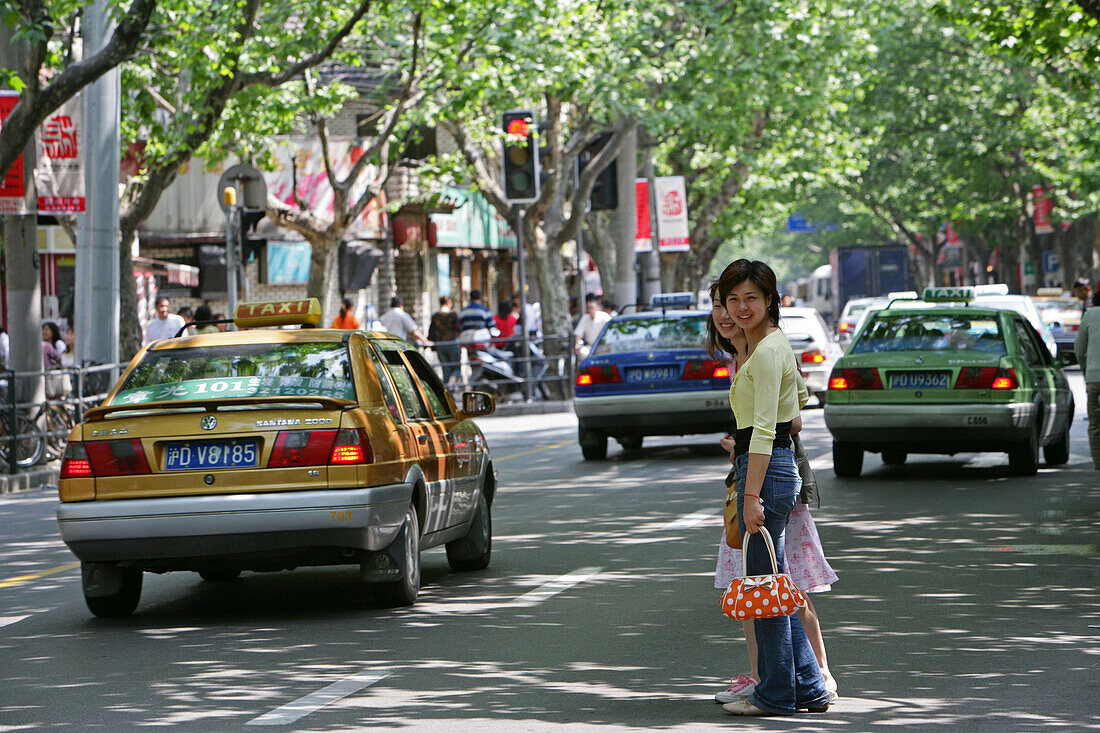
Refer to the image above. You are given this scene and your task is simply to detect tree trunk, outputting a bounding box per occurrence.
[583,212,618,307]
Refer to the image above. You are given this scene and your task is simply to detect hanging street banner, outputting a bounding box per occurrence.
[0,91,28,214]
[1032,184,1054,235]
[36,93,85,214]
[655,175,690,252]
[634,178,651,252]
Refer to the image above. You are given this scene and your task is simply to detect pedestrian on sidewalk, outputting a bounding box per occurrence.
[144,297,186,344]
[331,297,360,330]
[712,259,831,717]
[706,281,839,707]
[1075,290,1100,469]
[429,296,461,386]
[380,296,431,345]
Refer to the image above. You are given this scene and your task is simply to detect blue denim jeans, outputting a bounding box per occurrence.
[735,448,829,715]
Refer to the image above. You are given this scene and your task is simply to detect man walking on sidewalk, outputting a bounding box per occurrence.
[1076,291,1100,469]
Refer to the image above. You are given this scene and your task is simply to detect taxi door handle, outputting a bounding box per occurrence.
[417,434,430,445]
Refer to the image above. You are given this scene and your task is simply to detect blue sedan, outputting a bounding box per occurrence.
[573,309,734,459]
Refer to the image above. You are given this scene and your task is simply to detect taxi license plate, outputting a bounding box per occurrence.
[625,366,678,383]
[890,371,949,389]
[163,439,260,471]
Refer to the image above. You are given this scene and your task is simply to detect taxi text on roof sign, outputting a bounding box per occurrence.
[923,286,976,302]
[651,292,695,309]
[234,298,323,328]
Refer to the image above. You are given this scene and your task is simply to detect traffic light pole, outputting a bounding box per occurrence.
[516,207,533,402]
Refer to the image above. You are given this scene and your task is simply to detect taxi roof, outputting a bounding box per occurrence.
[612,309,708,321]
[146,328,403,350]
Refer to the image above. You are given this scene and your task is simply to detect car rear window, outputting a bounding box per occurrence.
[592,315,707,355]
[852,314,1005,354]
[114,342,355,404]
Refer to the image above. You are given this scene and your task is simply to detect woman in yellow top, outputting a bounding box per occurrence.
[716,259,830,717]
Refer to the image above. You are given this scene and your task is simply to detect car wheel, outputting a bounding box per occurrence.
[82,563,143,618]
[1043,424,1070,466]
[619,435,643,451]
[198,568,241,582]
[446,492,492,571]
[833,441,863,478]
[579,428,608,460]
[1008,422,1040,476]
[375,506,421,607]
[882,449,907,465]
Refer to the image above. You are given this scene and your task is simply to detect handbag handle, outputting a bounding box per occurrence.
[740,525,780,578]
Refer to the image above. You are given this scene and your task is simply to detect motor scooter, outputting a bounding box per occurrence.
[460,329,550,400]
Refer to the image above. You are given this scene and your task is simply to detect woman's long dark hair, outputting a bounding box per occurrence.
[43,321,62,345]
[704,282,737,360]
[715,258,781,327]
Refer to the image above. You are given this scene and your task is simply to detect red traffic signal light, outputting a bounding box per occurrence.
[502,110,540,203]
[506,118,529,138]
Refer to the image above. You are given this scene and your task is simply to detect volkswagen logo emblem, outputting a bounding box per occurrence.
[647,353,656,361]
[201,415,217,430]
[915,355,924,365]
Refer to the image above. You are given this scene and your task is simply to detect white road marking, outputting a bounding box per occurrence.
[247,670,389,726]
[661,508,721,531]
[513,566,602,606]
[0,616,29,628]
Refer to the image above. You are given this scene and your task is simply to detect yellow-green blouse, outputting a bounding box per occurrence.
[729,329,809,455]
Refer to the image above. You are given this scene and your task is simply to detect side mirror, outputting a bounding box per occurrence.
[461,391,495,417]
[1057,350,1078,368]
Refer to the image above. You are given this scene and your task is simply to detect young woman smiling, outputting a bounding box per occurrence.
[715,259,831,717]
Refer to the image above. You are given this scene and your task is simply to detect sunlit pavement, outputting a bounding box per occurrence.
[0,373,1096,731]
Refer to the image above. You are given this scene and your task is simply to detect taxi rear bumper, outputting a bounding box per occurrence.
[574,389,734,436]
[56,485,411,567]
[825,402,1037,451]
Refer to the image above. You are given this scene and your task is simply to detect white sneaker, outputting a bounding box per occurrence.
[714,674,756,704]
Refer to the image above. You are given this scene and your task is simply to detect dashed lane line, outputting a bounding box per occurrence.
[247,671,390,726]
[513,566,603,606]
[494,440,572,462]
[0,561,80,590]
[0,616,29,628]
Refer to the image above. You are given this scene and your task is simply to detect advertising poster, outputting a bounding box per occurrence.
[0,91,27,214]
[36,93,85,214]
[655,175,690,252]
[634,178,651,252]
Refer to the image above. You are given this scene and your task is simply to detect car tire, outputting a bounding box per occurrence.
[619,435,643,451]
[833,441,863,478]
[198,569,241,582]
[579,428,608,461]
[882,449,907,465]
[82,563,143,618]
[375,506,421,607]
[1008,422,1040,476]
[446,492,492,571]
[1043,424,1070,466]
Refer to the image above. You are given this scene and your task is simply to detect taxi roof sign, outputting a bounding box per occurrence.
[650,292,696,309]
[923,286,976,302]
[234,298,323,328]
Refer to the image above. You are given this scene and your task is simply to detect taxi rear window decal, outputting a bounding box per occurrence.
[114,376,355,404]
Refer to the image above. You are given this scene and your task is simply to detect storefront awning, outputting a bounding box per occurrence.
[133,256,200,288]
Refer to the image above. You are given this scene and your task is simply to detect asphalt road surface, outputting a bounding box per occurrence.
[1,374,1097,732]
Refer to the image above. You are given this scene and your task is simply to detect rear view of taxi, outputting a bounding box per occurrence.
[56,300,496,617]
[825,288,1074,478]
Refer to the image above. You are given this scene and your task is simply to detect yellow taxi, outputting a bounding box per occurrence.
[56,299,496,617]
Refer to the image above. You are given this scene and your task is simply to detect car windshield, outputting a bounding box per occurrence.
[114,342,355,404]
[851,313,1006,354]
[593,315,707,355]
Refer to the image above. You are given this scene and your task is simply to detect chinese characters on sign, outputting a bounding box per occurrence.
[0,91,27,214]
[36,94,85,214]
[1032,184,1054,235]
[634,179,652,252]
[655,175,690,252]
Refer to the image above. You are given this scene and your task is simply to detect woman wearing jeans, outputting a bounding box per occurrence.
[717,259,831,717]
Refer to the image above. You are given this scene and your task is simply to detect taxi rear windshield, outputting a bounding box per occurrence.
[593,316,707,355]
[113,343,355,404]
[852,314,1005,355]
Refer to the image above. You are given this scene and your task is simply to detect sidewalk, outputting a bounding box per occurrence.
[0,400,573,495]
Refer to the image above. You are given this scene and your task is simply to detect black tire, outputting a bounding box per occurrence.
[83,563,142,618]
[1008,421,1040,476]
[446,492,492,571]
[198,568,241,582]
[1043,425,1070,466]
[814,391,828,407]
[375,506,421,607]
[619,435,643,451]
[833,441,863,478]
[579,428,607,461]
[882,449,907,466]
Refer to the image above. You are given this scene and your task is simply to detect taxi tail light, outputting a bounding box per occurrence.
[991,367,1018,390]
[83,439,151,476]
[329,428,373,464]
[576,365,621,386]
[955,366,999,389]
[801,349,826,364]
[829,368,883,391]
[683,360,725,379]
[60,442,94,478]
[268,429,338,467]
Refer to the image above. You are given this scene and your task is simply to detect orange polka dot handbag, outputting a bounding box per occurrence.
[720,527,807,620]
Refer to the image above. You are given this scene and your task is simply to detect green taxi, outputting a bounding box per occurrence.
[825,287,1075,477]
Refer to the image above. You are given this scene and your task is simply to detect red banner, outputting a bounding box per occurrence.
[1033,185,1053,234]
[634,179,651,252]
[0,91,27,214]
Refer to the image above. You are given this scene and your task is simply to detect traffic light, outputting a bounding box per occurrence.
[502,110,540,203]
[576,132,618,211]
